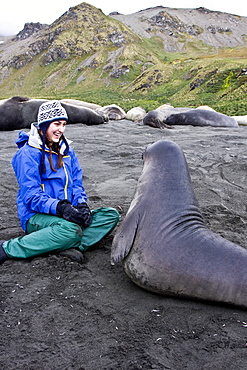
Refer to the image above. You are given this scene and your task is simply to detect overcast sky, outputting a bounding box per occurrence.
[1,0,247,36]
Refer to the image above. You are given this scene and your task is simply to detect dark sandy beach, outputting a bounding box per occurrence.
[1,120,247,369]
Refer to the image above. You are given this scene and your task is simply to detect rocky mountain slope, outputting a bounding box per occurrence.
[111,6,247,51]
[0,2,247,114]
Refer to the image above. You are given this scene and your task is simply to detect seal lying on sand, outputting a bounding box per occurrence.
[96,104,126,121]
[111,140,247,308]
[143,108,192,128]
[126,107,146,122]
[0,96,107,131]
[165,109,238,127]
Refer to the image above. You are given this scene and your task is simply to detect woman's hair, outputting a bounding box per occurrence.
[38,125,69,174]
[46,136,64,172]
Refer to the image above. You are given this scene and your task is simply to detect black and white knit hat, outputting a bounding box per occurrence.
[37,100,68,132]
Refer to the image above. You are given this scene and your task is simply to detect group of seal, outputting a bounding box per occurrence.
[0,96,242,130]
[143,107,191,128]
[0,97,129,131]
[143,107,239,128]
[0,96,108,131]
[111,140,247,308]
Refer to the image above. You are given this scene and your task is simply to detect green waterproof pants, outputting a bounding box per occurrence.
[2,207,119,259]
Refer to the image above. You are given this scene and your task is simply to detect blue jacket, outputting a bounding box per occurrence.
[12,124,87,231]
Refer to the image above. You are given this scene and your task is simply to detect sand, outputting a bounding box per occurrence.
[1,120,247,369]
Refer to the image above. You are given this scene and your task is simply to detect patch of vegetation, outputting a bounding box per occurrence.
[1,15,247,117]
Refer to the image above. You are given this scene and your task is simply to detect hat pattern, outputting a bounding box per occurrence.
[38,100,68,128]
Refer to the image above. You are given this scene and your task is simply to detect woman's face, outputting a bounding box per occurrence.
[46,120,67,143]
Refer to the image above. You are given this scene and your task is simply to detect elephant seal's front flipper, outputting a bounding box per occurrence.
[111,209,139,265]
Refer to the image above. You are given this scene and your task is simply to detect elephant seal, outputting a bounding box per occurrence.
[126,107,146,122]
[111,140,247,308]
[143,107,192,128]
[0,96,107,131]
[60,101,108,125]
[0,96,45,130]
[96,104,126,120]
[165,109,238,127]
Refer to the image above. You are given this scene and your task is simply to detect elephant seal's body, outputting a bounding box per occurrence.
[96,104,126,121]
[165,109,238,127]
[126,107,146,122]
[111,140,247,308]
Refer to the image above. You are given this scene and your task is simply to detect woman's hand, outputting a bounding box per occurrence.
[57,200,92,227]
[75,202,92,227]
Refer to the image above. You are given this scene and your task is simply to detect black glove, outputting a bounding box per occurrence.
[75,202,92,228]
[56,200,86,225]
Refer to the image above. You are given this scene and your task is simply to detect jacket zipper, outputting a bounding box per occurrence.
[63,163,69,199]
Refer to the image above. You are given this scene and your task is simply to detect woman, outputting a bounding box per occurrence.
[0,100,119,264]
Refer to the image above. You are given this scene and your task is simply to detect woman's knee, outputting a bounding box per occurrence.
[54,220,83,244]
